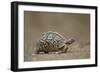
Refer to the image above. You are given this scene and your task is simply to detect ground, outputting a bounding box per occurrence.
[24,42,90,62]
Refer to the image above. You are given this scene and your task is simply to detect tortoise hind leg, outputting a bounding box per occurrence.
[35,51,39,54]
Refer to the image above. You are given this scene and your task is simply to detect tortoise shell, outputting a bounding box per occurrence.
[35,31,68,53]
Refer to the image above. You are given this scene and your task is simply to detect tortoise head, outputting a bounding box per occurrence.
[65,38,75,45]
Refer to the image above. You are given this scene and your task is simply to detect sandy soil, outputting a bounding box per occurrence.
[24,43,90,62]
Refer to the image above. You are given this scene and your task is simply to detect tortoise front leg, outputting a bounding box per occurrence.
[61,46,68,53]
[57,45,68,54]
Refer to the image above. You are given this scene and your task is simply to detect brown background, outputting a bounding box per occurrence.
[24,11,90,61]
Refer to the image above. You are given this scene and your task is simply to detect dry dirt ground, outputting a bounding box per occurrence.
[24,42,90,62]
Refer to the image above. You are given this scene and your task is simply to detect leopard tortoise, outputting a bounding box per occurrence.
[35,31,75,54]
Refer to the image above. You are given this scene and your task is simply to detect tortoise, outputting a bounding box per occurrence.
[35,31,75,54]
